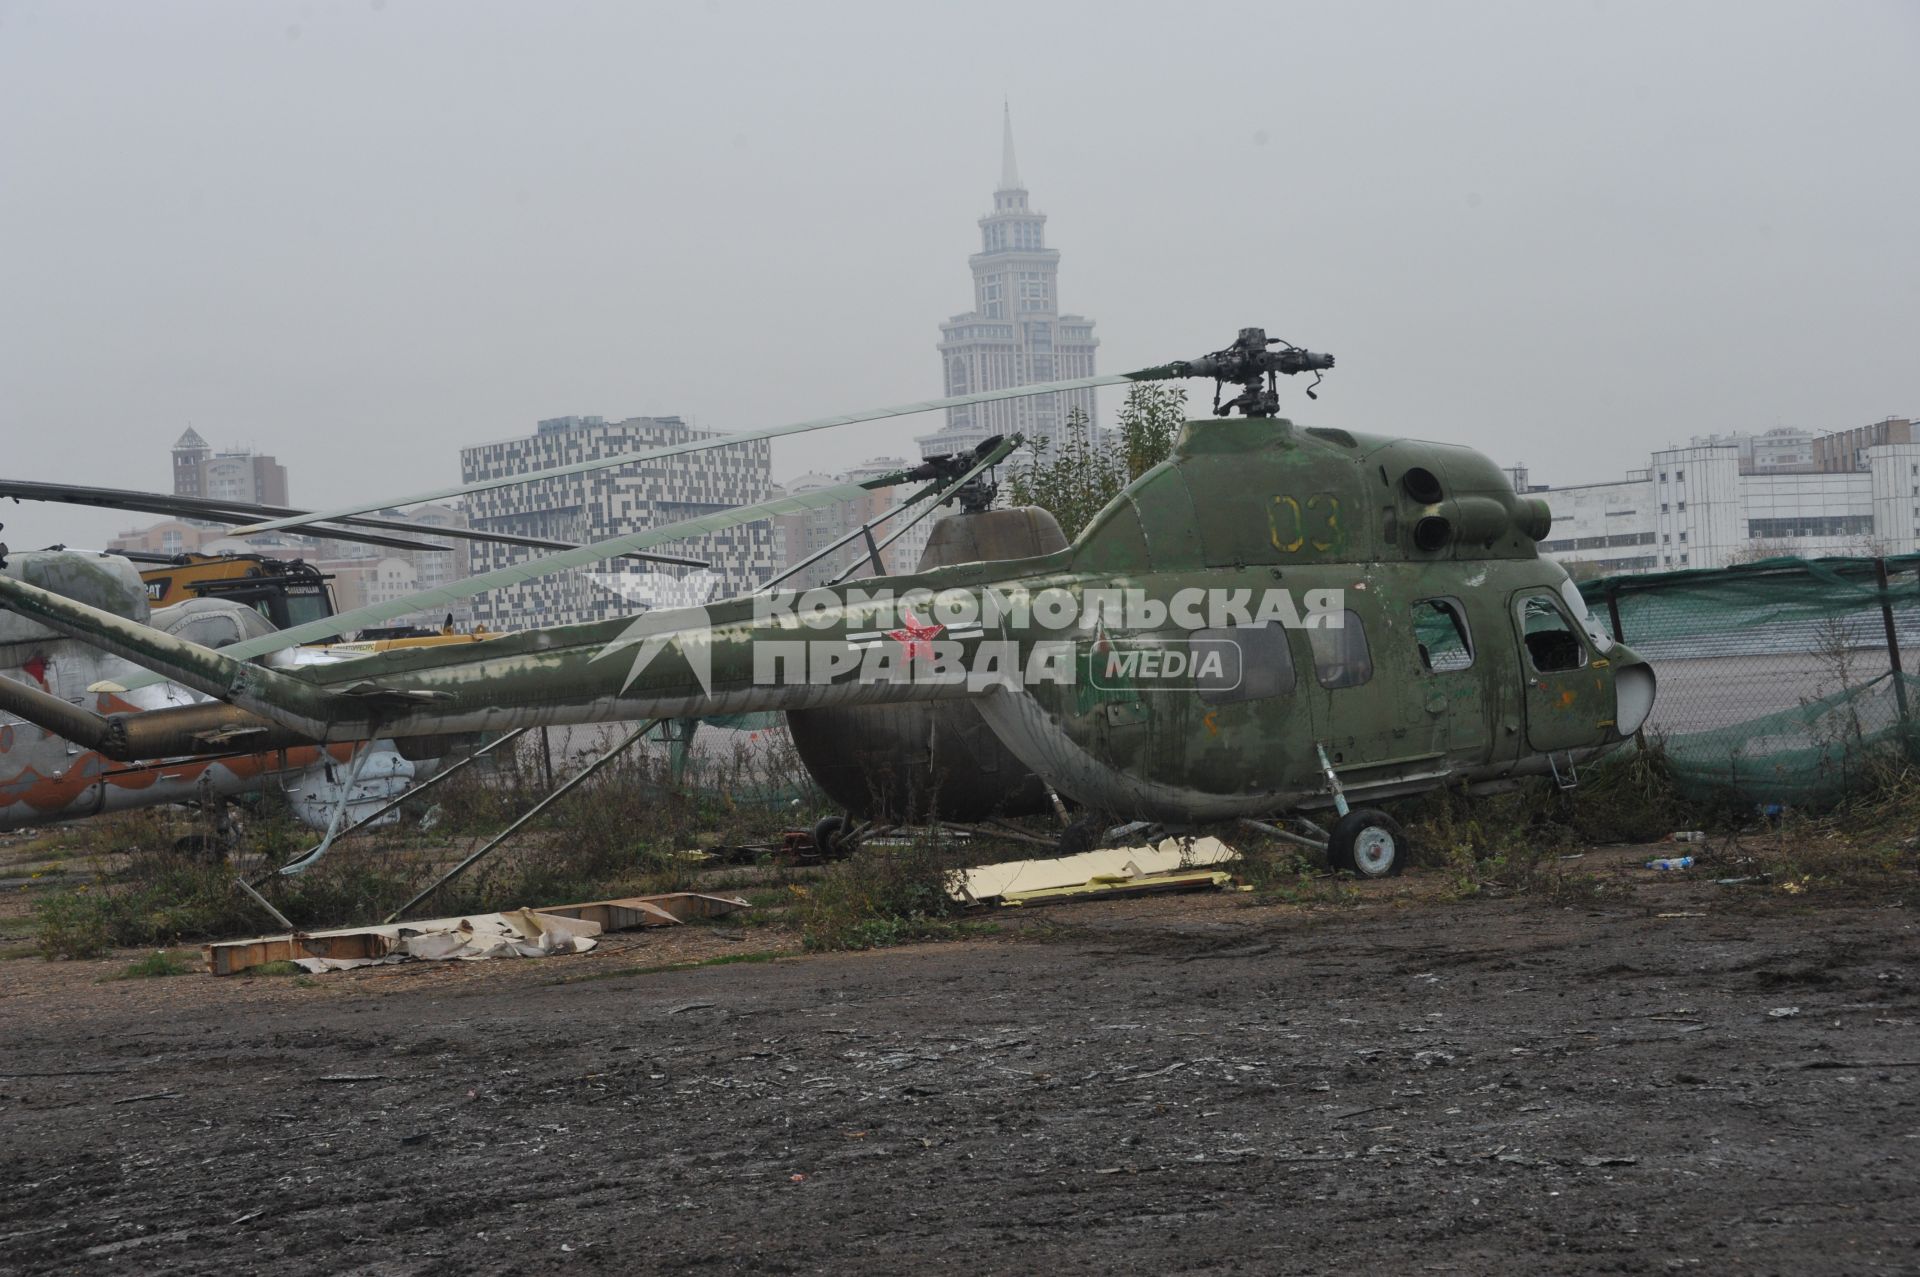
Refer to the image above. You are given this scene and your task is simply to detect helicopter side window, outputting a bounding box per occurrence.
[1519,595,1588,673]
[1308,611,1373,690]
[1196,623,1296,704]
[1412,598,1473,672]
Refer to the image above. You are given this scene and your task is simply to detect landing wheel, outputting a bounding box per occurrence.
[812,815,853,860]
[1327,808,1408,879]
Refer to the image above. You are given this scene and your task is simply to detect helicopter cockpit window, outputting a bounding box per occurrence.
[1558,579,1616,654]
[1308,611,1373,689]
[1519,595,1589,673]
[1412,598,1473,672]
[1196,622,1296,704]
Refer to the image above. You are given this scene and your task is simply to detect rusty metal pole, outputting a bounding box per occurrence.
[383,719,660,923]
[1874,556,1911,750]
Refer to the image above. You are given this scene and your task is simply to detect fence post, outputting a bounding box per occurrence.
[1873,557,1911,748]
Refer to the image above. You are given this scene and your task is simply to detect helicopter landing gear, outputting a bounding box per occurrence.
[1327,808,1408,879]
[812,814,854,859]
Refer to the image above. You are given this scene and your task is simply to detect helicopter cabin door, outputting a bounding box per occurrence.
[1301,595,1421,786]
[1408,595,1492,766]
[1512,591,1606,753]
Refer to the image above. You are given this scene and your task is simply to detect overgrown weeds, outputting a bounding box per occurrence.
[33,724,830,959]
[1229,841,1360,907]
[120,950,194,979]
[792,835,984,951]
[1716,761,1920,901]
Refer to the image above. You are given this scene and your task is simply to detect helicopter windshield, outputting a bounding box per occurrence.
[1557,580,1616,653]
[1520,596,1589,673]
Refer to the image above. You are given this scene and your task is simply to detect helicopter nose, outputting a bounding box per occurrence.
[1615,662,1657,737]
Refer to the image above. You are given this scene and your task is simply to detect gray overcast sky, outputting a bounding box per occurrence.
[2,0,1915,552]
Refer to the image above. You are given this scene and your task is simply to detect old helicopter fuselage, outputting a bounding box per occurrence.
[0,552,418,832]
[0,415,1655,827]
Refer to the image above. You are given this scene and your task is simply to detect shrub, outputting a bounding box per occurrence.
[794,836,977,951]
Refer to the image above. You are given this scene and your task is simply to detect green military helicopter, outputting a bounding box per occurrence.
[0,328,1655,877]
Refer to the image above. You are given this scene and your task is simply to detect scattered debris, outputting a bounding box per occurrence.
[1667,831,1707,844]
[1646,856,1695,871]
[1769,1006,1802,1018]
[949,836,1240,907]
[205,892,748,975]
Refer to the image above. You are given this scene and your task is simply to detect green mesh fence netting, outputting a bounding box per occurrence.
[1578,554,1920,806]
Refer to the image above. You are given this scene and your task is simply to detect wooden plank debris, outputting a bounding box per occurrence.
[204,891,748,976]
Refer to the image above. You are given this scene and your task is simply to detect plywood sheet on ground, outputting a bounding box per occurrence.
[952,837,1239,905]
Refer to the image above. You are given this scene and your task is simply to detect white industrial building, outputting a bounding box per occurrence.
[1520,417,1920,574]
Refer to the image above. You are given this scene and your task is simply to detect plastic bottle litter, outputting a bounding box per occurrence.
[1668,830,1707,844]
[1646,856,1695,871]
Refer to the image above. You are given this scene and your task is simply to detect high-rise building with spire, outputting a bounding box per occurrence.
[917,107,1099,460]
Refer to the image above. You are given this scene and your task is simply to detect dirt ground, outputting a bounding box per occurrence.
[1,849,1915,1275]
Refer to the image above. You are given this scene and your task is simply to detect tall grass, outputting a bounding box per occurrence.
[33,724,829,959]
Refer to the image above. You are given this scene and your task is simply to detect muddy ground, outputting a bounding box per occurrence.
[1,852,1915,1274]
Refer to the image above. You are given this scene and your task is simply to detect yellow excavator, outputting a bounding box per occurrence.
[132,551,495,653]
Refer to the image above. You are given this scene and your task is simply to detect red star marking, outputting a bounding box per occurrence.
[886,609,945,662]
[22,654,48,686]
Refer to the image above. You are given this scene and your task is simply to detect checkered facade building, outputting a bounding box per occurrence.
[459,415,776,628]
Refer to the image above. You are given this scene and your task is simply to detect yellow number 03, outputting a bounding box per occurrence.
[1269,493,1341,553]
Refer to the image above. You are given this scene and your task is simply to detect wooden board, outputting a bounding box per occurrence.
[205,892,749,976]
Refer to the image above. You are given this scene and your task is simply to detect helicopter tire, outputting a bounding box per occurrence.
[1327,808,1408,879]
[812,815,853,860]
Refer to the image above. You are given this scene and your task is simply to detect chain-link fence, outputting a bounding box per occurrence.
[1578,554,1920,807]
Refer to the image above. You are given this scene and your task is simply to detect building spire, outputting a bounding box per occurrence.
[999,100,1022,192]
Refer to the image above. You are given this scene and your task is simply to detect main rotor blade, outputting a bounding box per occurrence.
[105,474,900,691]
[101,438,1016,694]
[229,370,1159,537]
[0,478,702,567]
[0,479,453,554]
